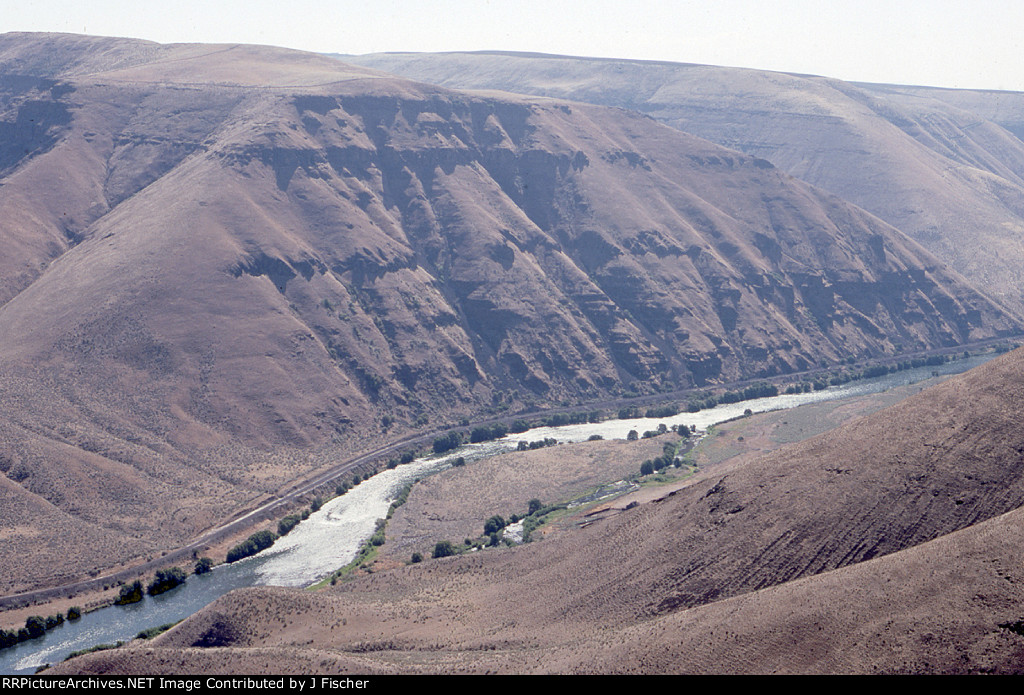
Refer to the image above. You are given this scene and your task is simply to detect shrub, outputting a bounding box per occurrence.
[517,437,558,451]
[369,519,386,546]
[115,581,143,605]
[618,405,640,419]
[64,642,123,661]
[470,423,508,443]
[24,616,46,639]
[386,482,414,519]
[194,557,214,575]
[136,622,178,640]
[278,514,301,536]
[226,530,278,563]
[433,431,463,454]
[521,503,565,543]
[410,552,422,563]
[432,541,456,558]
[147,567,187,596]
[645,403,679,419]
[541,412,589,427]
[67,607,82,621]
[483,515,507,535]
[0,628,17,649]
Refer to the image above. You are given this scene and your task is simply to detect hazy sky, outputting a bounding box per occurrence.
[4,0,1023,91]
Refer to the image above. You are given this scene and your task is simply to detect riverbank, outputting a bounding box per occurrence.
[369,369,970,575]
[0,351,1006,673]
[4,350,998,618]
[2,344,1010,614]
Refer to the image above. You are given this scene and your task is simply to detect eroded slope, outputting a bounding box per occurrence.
[0,34,1018,592]
[344,51,1024,311]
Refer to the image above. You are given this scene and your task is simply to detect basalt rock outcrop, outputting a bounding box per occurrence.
[344,51,1024,313]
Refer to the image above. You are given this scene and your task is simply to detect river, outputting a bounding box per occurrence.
[0,352,999,673]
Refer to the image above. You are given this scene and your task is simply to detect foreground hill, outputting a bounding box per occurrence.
[0,33,1019,593]
[343,52,1024,313]
[55,347,1024,674]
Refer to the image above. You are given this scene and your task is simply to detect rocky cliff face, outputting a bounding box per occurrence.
[0,34,1019,589]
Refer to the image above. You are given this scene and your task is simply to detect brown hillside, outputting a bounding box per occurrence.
[0,33,1019,593]
[344,52,1024,312]
[53,347,1024,674]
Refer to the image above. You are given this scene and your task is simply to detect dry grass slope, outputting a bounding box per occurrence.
[53,348,1024,674]
[3,34,1018,593]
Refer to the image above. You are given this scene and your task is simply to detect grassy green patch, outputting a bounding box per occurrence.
[64,641,124,662]
[310,547,376,589]
[136,621,181,640]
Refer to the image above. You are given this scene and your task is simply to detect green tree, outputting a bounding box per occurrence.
[147,567,187,596]
[0,628,17,649]
[115,581,143,605]
[627,429,639,441]
[432,540,456,558]
[433,431,463,454]
[226,530,278,563]
[194,557,214,575]
[278,514,301,536]
[528,498,543,515]
[483,515,507,535]
[24,616,46,639]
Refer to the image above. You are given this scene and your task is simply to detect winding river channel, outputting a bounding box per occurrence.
[0,352,1000,673]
